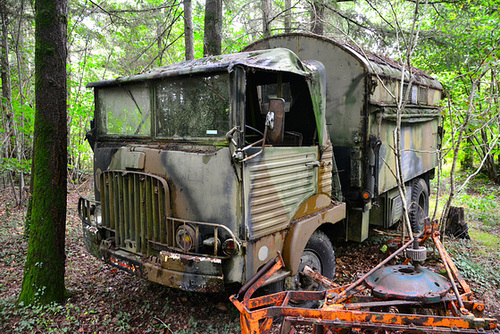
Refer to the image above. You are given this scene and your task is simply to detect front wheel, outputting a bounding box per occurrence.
[284,230,336,291]
[267,230,335,304]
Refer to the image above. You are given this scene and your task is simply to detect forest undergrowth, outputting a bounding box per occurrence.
[0,174,499,333]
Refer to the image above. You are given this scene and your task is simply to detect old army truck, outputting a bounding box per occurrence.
[78,33,442,293]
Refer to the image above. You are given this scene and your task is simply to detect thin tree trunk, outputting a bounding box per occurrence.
[1,0,12,144]
[19,0,68,305]
[15,0,26,205]
[262,0,271,37]
[184,0,194,60]
[310,1,324,35]
[203,0,222,56]
[1,0,23,206]
[284,0,291,33]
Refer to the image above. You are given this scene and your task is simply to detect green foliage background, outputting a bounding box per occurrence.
[1,0,499,184]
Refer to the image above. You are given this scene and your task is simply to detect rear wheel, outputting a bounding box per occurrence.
[409,178,429,233]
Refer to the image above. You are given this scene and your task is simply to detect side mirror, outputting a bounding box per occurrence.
[86,118,97,152]
[266,98,285,144]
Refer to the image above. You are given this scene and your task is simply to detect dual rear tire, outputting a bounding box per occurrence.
[409,178,430,233]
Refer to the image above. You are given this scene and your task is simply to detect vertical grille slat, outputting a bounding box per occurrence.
[118,175,126,245]
[101,174,109,229]
[100,171,170,255]
[113,175,121,245]
[145,178,153,254]
[134,175,141,251]
[140,177,147,254]
[127,176,134,244]
[159,183,166,244]
[152,179,159,243]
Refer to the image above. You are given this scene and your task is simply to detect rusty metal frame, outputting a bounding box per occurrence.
[230,220,499,334]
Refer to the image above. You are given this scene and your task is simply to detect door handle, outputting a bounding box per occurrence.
[305,161,321,168]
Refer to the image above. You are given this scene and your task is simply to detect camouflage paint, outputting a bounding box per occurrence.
[245,33,442,234]
[79,34,442,293]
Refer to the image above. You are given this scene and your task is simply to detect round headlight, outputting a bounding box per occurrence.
[222,238,239,256]
[175,225,196,252]
[94,206,102,226]
[90,205,102,227]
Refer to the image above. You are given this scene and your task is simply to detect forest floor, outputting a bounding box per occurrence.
[0,175,499,333]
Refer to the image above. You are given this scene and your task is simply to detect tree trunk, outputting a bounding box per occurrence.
[444,206,470,239]
[262,0,271,37]
[284,0,291,33]
[203,0,222,56]
[310,0,324,35]
[1,0,23,206]
[184,0,194,60]
[1,0,12,152]
[14,0,26,206]
[19,0,68,305]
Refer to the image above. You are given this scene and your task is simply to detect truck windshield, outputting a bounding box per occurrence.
[97,82,151,136]
[156,73,230,139]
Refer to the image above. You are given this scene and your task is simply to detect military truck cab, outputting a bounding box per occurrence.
[78,34,442,293]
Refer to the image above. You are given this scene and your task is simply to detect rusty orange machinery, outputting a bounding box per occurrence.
[230,220,499,334]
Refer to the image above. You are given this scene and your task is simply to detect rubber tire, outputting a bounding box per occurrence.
[409,178,429,233]
[267,230,335,307]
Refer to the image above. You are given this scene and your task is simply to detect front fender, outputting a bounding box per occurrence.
[283,194,346,275]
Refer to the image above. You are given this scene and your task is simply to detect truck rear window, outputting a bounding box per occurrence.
[156,73,230,139]
[97,82,151,137]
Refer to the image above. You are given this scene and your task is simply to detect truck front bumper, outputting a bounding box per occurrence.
[82,223,225,293]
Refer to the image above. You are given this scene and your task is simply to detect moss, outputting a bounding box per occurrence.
[24,195,33,240]
[19,114,67,306]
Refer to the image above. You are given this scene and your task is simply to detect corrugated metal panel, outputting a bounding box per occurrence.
[247,151,317,238]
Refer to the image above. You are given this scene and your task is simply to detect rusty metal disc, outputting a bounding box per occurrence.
[365,265,452,304]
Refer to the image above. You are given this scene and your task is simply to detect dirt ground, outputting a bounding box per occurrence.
[0,180,498,333]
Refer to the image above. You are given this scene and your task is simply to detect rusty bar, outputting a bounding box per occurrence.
[194,225,199,253]
[434,232,471,296]
[214,227,218,255]
[240,304,498,332]
[236,254,284,303]
[303,265,339,289]
[432,231,468,314]
[334,234,418,302]
[281,313,496,334]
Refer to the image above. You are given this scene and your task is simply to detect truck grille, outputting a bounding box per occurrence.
[100,171,170,255]
[95,170,239,258]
